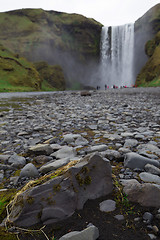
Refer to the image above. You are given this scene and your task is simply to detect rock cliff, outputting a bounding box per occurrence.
[135,4,160,86]
[0,8,102,87]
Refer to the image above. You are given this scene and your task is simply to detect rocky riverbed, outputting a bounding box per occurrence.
[0,87,160,240]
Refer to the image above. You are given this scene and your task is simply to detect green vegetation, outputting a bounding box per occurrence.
[0,9,102,60]
[0,8,102,90]
[0,44,42,92]
[136,31,160,87]
[135,4,160,87]
[0,189,17,222]
[41,79,57,91]
[34,61,66,90]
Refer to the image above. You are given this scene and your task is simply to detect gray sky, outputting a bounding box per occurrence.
[0,0,160,26]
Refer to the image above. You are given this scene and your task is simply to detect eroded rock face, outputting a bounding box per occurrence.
[8,153,113,227]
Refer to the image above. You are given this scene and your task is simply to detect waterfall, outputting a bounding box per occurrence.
[100,23,134,88]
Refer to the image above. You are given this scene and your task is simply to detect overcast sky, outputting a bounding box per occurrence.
[0,0,159,26]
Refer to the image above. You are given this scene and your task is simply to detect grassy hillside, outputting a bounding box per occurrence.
[136,32,160,87]
[0,8,102,87]
[34,62,66,90]
[0,44,42,92]
[135,4,160,87]
[0,8,102,60]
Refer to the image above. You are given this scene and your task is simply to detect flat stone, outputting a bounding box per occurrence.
[99,200,116,212]
[87,145,108,153]
[139,172,160,184]
[40,158,70,174]
[145,164,160,175]
[28,144,53,155]
[114,215,125,221]
[124,152,160,170]
[52,146,76,159]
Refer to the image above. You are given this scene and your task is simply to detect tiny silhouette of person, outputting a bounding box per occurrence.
[105,84,107,90]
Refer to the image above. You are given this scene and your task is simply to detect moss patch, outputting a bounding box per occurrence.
[136,31,160,87]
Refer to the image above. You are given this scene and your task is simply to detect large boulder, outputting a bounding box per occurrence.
[121,179,160,207]
[7,153,113,227]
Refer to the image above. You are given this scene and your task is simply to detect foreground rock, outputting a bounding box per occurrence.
[7,153,113,227]
[121,179,160,207]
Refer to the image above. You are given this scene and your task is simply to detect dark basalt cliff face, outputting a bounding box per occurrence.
[134,4,160,86]
[0,8,102,87]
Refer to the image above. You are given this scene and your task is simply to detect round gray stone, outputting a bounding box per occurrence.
[99,199,116,212]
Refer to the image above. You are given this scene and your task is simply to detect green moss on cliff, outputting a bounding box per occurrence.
[34,61,66,90]
[0,44,42,92]
[135,4,160,87]
[136,31,160,87]
[0,8,102,89]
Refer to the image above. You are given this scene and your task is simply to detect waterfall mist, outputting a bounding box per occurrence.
[100,24,135,88]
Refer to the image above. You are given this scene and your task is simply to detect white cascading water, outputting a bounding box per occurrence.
[100,23,135,88]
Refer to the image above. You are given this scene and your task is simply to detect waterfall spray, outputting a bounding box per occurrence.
[100,23,134,88]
